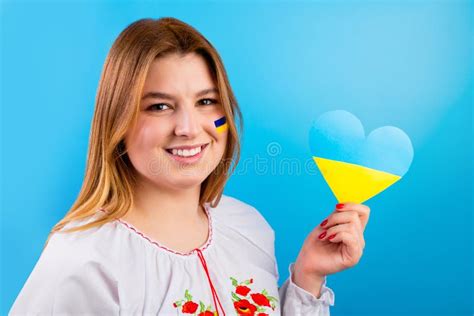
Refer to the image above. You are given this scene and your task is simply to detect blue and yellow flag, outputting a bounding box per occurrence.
[309,110,414,204]
[214,116,228,133]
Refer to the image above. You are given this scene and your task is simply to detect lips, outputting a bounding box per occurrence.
[165,143,208,154]
[166,142,208,151]
[164,143,208,164]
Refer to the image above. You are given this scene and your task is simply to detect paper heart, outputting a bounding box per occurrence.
[309,110,414,204]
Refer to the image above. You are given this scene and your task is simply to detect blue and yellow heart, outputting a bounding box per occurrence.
[309,110,414,204]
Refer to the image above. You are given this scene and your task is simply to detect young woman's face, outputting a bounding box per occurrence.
[124,53,228,191]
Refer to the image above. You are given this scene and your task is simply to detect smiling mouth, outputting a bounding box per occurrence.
[165,143,209,159]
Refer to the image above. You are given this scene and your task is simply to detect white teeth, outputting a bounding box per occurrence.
[170,146,202,157]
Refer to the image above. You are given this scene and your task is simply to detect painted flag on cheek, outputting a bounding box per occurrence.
[214,116,228,133]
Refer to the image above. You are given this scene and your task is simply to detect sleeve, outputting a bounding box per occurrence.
[278,262,335,315]
[241,200,335,315]
[9,232,120,316]
[271,228,335,315]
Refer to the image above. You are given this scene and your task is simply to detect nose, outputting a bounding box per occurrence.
[174,106,202,138]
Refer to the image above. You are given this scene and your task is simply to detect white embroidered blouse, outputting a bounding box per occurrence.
[10,195,335,315]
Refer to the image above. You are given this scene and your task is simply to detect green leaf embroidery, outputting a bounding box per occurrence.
[267,295,278,302]
[184,289,192,301]
[173,290,218,314]
[231,291,242,302]
[256,305,267,313]
[229,277,238,287]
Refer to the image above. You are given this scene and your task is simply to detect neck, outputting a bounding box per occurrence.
[127,176,204,225]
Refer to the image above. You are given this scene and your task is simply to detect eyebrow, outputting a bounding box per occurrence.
[141,88,219,101]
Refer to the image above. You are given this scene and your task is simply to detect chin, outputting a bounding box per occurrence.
[169,175,207,189]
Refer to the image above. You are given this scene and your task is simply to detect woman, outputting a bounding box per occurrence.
[10,17,370,316]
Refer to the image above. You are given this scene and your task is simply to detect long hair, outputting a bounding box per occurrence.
[44,17,243,249]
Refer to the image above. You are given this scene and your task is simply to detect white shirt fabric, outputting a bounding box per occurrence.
[10,194,335,315]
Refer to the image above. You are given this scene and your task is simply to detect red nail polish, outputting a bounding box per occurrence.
[336,203,344,209]
[318,232,327,239]
[328,234,336,240]
[320,219,328,227]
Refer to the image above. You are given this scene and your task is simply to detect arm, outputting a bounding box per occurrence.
[244,203,335,315]
[292,264,326,298]
[278,262,335,315]
[271,225,335,315]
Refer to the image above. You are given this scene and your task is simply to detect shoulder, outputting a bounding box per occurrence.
[35,211,120,282]
[52,212,121,267]
[9,212,120,314]
[210,195,276,261]
[211,194,275,235]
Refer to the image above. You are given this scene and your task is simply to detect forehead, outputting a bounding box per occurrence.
[143,53,215,93]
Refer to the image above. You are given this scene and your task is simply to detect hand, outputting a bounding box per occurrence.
[292,202,370,296]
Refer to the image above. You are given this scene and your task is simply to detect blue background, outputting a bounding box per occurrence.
[2,1,472,315]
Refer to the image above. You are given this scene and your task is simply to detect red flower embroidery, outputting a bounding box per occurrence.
[234,299,257,315]
[182,301,198,314]
[251,293,271,307]
[230,276,278,315]
[236,285,251,296]
[173,289,216,315]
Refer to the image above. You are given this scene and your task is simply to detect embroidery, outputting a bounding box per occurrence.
[172,278,279,315]
[172,289,217,315]
[230,277,278,315]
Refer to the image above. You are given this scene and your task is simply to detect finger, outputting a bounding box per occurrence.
[326,231,362,267]
[328,211,365,249]
[311,210,362,243]
[319,221,364,250]
[321,211,363,233]
[335,202,370,231]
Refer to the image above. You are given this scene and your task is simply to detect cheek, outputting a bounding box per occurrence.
[217,128,228,148]
[211,126,228,160]
[126,119,169,154]
[206,117,228,146]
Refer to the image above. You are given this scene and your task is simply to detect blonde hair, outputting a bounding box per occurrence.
[44,17,243,249]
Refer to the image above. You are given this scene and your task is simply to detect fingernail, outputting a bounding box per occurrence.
[318,231,327,239]
[320,219,328,227]
[328,234,336,240]
[336,203,345,209]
